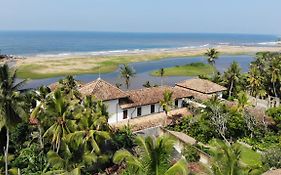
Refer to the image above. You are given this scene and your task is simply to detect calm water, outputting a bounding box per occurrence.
[0,31,279,56]
[21,55,254,90]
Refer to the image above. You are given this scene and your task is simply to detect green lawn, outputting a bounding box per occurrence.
[150,62,215,77]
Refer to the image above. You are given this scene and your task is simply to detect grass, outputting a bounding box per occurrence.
[150,62,215,77]
[15,45,263,79]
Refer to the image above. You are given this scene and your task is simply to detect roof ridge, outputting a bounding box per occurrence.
[127,85,173,93]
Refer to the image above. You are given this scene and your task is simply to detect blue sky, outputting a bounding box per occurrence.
[0,0,280,34]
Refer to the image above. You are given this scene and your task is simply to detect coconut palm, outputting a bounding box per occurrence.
[43,90,76,153]
[29,86,51,149]
[235,91,250,112]
[268,57,281,97]
[68,96,111,155]
[210,140,243,175]
[223,61,242,98]
[205,48,219,66]
[113,136,188,175]
[59,75,82,100]
[160,68,165,86]
[247,65,264,98]
[120,64,136,89]
[160,90,174,126]
[45,139,96,175]
[0,64,26,175]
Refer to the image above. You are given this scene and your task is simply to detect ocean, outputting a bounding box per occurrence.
[0,31,278,89]
[0,31,279,56]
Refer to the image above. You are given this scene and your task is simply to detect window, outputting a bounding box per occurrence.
[137,107,142,116]
[151,104,155,113]
[123,110,128,119]
[175,99,179,107]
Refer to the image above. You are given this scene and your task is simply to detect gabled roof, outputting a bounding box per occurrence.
[78,78,128,101]
[176,78,227,94]
[120,86,193,109]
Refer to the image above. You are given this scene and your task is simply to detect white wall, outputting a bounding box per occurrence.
[107,98,189,124]
[105,99,124,124]
[126,103,164,119]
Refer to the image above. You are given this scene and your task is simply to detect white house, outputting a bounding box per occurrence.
[57,78,227,124]
[119,86,193,120]
[78,78,129,124]
[78,78,194,123]
[175,78,227,100]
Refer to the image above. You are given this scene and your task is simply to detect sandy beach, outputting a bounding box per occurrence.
[13,45,281,79]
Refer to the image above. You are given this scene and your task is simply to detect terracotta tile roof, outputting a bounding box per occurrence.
[174,86,211,101]
[120,86,193,109]
[78,78,128,101]
[176,78,227,94]
[262,169,281,175]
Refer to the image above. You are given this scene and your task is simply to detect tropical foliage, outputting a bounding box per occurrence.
[113,135,188,175]
[120,64,136,89]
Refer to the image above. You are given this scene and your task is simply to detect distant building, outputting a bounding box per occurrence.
[175,78,227,100]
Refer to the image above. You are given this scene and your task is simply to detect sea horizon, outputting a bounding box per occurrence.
[0,31,279,56]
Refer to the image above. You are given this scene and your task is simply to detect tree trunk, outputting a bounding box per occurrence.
[4,127,9,175]
[38,125,44,149]
[273,82,278,97]
[228,80,234,98]
[56,140,61,153]
[219,131,230,146]
[126,79,129,89]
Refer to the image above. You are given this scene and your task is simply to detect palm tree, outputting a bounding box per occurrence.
[30,86,51,149]
[160,90,174,126]
[160,68,165,86]
[68,96,111,155]
[268,57,281,97]
[43,90,76,153]
[205,48,219,66]
[247,65,264,98]
[235,91,250,112]
[120,64,136,89]
[210,140,243,175]
[113,136,188,175]
[59,75,81,100]
[0,64,26,175]
[223,61,242,98]
[45,139,96,175]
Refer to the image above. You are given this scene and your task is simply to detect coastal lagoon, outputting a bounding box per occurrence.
[21,55,253,89]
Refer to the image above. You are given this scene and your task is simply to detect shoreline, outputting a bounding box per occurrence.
[13,45,281,79]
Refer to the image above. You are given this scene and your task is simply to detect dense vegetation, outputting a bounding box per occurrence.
[1,50,281,175]
[167,51,281,173]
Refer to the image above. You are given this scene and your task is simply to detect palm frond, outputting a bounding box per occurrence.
[164,159,188,175]
[47,150,65,169]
